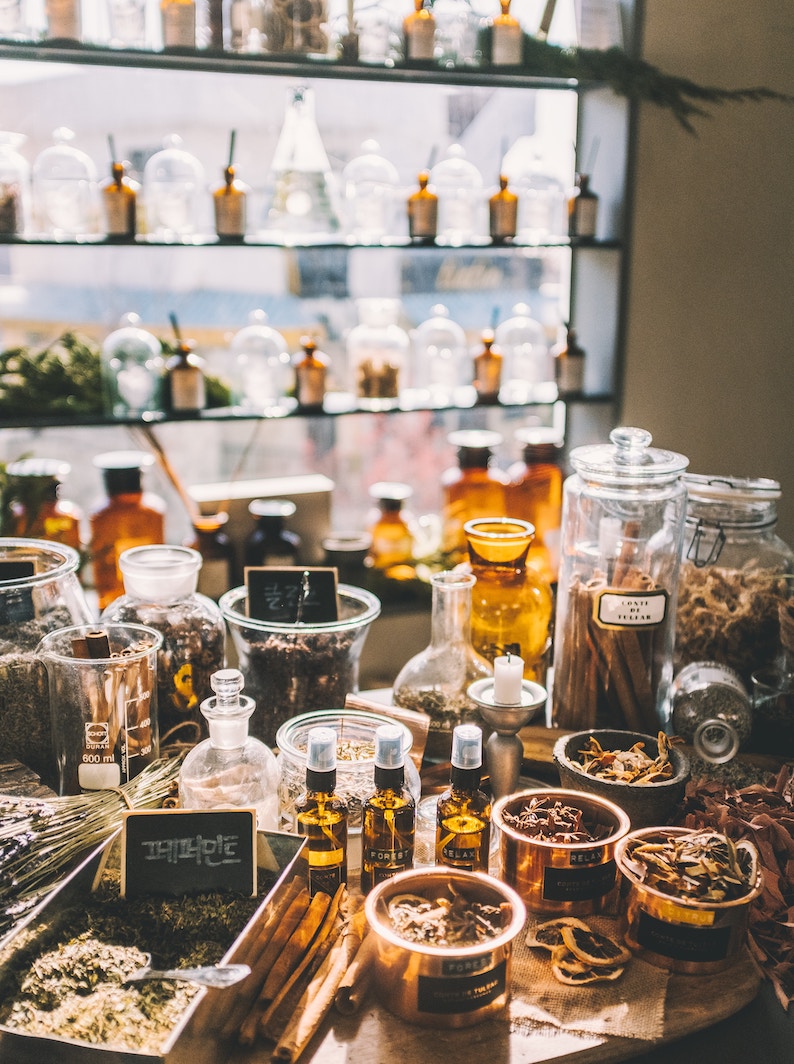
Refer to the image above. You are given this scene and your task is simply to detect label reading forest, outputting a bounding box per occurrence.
[120,809,257,899]
[245,566,339,624]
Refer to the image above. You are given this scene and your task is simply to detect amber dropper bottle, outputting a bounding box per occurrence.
[436,723,491,871]
[295,726,348,897]
[361,724,416,892]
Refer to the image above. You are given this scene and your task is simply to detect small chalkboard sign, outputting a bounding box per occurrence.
[120,809,257,899]
[0,560,35,624]
[245,566,339,624]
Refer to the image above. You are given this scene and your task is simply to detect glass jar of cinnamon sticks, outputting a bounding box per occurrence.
[551,427,688,733]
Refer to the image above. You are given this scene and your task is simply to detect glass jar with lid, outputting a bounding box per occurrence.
[342,139,400,244]
[101,544,226,751]
[348,297,410,408]
[502,138,566,242]
[100,312,165,418]
[551,426,689,732]
[411,304,468,406]
[430,144,485,245]
[675,474,793,688]
[228,310,294,413]
[32,127,100,239]
[0,132,30,236]
[143,134,206,241]
[494,302,552,401]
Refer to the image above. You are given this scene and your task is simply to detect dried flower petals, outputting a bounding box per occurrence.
[386,889,506,947]
[576,732,677,784]
[623,828,759,903]
[501,796,608,843]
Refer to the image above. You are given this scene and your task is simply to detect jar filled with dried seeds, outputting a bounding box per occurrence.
[101,544,225,751]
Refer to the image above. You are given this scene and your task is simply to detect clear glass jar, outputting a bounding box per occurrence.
[100,312,165,418]
[348,298,410,408]
[430,144,485,245]
[228,310,294,413]
[494,302,552,400]
[502,138,566,242]
[0,131,30,236]
[432,0,479,66]
[143,134,206,241]
[32,127,100,239]
[675,474,793,688]
[342,139,400,244]
[552,427,689,732]
[101,544,226,750]
[393,570,492,763]
[464,517,553,685]
[263,0,328,54]
[411,304,468,406]
[0,538,94,789]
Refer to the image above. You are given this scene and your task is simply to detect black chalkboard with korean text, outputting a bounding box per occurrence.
[120,808,257,899]
[244,566,339,624]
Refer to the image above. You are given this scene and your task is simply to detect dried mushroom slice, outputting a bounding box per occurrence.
[551,946,625,985]
[560,924,633,968]
[526,916,592,952]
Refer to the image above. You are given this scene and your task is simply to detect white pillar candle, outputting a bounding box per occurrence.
[493,654,524,705]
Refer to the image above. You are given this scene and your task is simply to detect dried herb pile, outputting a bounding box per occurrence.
[672,767,794,1009]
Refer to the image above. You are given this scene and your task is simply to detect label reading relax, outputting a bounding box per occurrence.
[417,958,506,1014]
[595,588,668,629]
[635,908,732,963]
[542,859,617,902]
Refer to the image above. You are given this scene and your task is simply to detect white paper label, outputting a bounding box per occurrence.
[595,589,668,629]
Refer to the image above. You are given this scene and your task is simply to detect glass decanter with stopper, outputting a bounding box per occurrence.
[178,667,280,830]
[393,570,492,763]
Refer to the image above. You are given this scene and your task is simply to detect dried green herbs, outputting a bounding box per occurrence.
[622,829,758,903]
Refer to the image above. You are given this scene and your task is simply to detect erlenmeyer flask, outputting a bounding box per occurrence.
[262,85,342,242]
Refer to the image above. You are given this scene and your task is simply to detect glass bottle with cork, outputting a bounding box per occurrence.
[506,420,565,588]
[295,725,348,897]
[244,498,301,568]
[441,429,509,563]
[165,313,206,414]
[213,130,248,241]
[6,458,83,552]
[294,335,330,411]
[361,723,416,893]
[366,482,415,571]
[407,169,438,243]
[89,450,167,611]
[435,723,490,872]
[101,136,138,239]
[178,668,280,829]
[403,0,435,60]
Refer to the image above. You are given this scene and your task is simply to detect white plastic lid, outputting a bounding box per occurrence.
[451,723,482,770]
[119,544,201,601]
[448,429,503,451]
[306,726,337,773]
[375,724,405,769]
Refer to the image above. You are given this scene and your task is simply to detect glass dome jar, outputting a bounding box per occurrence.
[552,427,689,732]
[143,134,206,241]
[0,538,94,789]
[101,544,226,750]
[32,127,100,239]
[502,138,567,242]
[393,570,492,764]
[675,474,793,688]
[342,139,400,244]
[348,297,410,408]
[430,144,485,245]
[228,310,294,413]
[0,132,30,236]
[432,0,480,66]
[100,312,165,418]
[411,303,468,406]
[494,302,552,400]
[219,582,381,746]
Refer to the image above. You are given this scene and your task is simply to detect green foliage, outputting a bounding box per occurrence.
[0,332,103,419]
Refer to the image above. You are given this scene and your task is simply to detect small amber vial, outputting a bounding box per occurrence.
[472,330,503,403]
[403,0,435,60]
[489,174,518,242]
[102,161,137,239]
[213,164,247,241]
[294,336,330,410]
[366,482,415,570]
[407,170,438,242]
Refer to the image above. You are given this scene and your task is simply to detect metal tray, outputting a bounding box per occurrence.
[0,829,305,1064]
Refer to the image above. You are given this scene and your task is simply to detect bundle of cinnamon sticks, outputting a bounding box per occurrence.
[189,873,377,1062]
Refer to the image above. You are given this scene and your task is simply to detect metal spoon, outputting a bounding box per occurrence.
[125,957,251,988]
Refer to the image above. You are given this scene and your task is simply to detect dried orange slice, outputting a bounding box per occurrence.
[526,917,593,952]
[550,945,625,985]
[560,924,632,968]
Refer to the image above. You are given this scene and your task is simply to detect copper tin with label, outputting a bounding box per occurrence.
[493,788,631,915]
[615,826,763,975]
[364,868,526,1028]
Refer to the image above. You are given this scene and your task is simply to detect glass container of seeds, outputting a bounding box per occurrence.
[101,544,225,752]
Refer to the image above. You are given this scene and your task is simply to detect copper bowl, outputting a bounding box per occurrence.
[493,787,631,915]
[553,729,690,830]
[615,826,763,974]
[364,868,526,1029]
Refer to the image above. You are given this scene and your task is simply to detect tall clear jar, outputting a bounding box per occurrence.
[675,474,793,688]
[348,298,410,409]
[0,538,94,789]
[552,427,689,732]
[464,517,553,685]
[101,544,226,751]
[393,570,492,764]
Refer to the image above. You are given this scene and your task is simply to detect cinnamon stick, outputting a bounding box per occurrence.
[334,927,377,1015]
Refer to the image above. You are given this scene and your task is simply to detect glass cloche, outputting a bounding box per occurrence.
[430,144,485,245]
[100,313,165,418]
[32,127,100,239]
[228,310,295,414]
[143,134,206,241]
[494,302,553,401]
[341,139,400,244]
[411,303,469,406]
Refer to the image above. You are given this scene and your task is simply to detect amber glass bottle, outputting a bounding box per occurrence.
[295,726,348,897]
[189,512,236,601]
[472,330,503,403]
[506,427,564,588]
[366,482,414,570]
[101,161,137,238]
[407,170,438,242]
[489,174,518,242]
[403,0,435,60]
[213,164,247,241]
[165,339,206,414]
[441,429,509,563]
[361,724,416,892]
[490,0,523,66]
[294,336,330,410]
[464,516,554,684]
[7,458,82,552]
[89,451,166,610]
[435,724,490,872]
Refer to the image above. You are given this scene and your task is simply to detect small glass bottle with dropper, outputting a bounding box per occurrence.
[213,129,248,242]
[435,723,491,872]
[178,667,280,830]
[361,724,416,893]
[295,726,348,897]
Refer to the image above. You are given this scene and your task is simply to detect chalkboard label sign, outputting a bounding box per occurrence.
[120,809,257,899]
[245,566,339,624]
[0,560,35,624]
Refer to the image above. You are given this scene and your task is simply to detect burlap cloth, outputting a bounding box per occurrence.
[509,914,670,1041]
